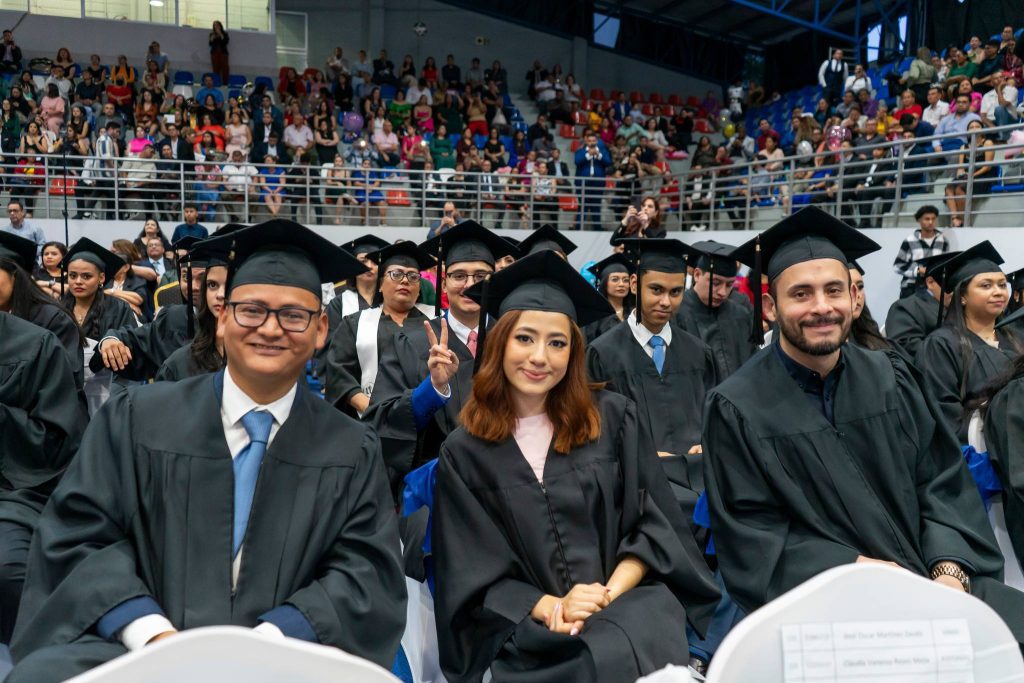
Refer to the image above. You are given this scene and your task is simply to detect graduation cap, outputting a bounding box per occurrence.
[464,250,614,373]
[0,230,37,271]
[171,234,203,253]
[340,234,390,257]
[585,253,635,282]
[848,260,865,275]
[517,224,577,258]
[733,206,881,344]
[502,236,521,248]
[63,237,125,283]
[938,241,1004,295]
[204,219,368,300]
[614,238,695,325]
[420,221,516,317]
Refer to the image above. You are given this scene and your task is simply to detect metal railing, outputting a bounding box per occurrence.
[7,121,1023,231]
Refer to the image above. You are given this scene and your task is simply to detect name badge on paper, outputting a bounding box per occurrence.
[782,619,973,683]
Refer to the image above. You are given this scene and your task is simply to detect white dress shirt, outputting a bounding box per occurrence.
[119,367,296,650]
[626,310,672,359]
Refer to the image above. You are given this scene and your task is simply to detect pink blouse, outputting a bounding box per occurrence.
[514,413,554,483]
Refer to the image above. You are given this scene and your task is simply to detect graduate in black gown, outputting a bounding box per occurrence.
[845,261,909,361]
[0,231,84,397]
[324,241,435,418]
[675,240,757,379]
[702,206,1024,644]
[582,253,634,343]
[433,251,719,683]
[0,312,85,645]
[918,242,1022,442]
[154,243,229,382]
[8,219,406,682]
[363,221,517,496]
[978,316,1024,575]
[61,239,141,416]
[884,251,959,360]
[586,238,717,524]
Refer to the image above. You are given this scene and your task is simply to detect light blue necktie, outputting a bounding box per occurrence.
[233,409,273,558]
[649,335,666,375]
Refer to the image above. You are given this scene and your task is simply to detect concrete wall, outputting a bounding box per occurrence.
[0,11,277,78]
[276,0,720,97]
[31,218,1024,319]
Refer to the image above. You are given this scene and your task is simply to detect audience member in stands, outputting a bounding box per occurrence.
[892,205,948,299]
[972,40,1003,93]
[934,93,981,154]
[818,48,848,104]
[979,73,1018,139]
[945,47,977,100]
[844,63,871,94]
[208,20,230,82]
[74,70,102,116]
[0,30,22,74]
[944,119,996,227]
[39,84,65,135]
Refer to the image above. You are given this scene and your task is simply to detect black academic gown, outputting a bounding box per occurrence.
[9,372,406,680]
[702,344,1024,643]
[85,297,138,341]
[582,312,624,344]
[363,315,476,496]
[27,303,84,393]
[675,289,757,380]
[984,375,1024,571]
[434,391,720,683]
[153,344,214,382]
[91,304,191,381]
[318,288,373,368]
[324,307,429,418]
[884,290,940,361]
[0,313,84,528]
[586,319,718,525]
[918,326,1019,442]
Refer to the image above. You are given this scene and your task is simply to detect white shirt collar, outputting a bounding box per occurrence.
[220,366,296,456]
[627,310,672,348]
[444,311,477,348]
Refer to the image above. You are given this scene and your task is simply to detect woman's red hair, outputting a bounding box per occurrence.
[459,310,603,453]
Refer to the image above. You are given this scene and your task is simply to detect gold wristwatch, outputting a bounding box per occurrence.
[931,562,971,593]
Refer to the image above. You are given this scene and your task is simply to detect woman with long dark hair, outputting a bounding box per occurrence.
[33,241,66,298]
[60,238,140,415]
[919,241,1021,440]
[847,262,895,352]
[433,251,718,683]
[155,252,227,381]
[132,217,172,254]
[0,231,84,394]
[582,253,635,343]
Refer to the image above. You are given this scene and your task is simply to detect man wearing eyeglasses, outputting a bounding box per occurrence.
[7,220,406,680]
[324,241,436,418]
[364,221,516,500]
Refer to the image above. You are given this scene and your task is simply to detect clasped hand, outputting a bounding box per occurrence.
[534,583,611,637]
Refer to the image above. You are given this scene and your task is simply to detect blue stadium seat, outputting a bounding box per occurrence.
[228,74,247,88]
[228,88,242,101]
[499,135,513,152]
[254,75,273,90]
[513,121,528,134]
[897,57,912,73]
[502,94,512,107]
[380,84,397,101]
[473,134,487,148]
[174,70,195,85]
[992,165,1024,193]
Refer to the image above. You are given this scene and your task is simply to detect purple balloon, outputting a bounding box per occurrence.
[342,112,364,133]
[826,125,850,151]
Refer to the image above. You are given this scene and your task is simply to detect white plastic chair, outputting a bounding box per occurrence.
[171,84,194,99]
[705,564,1024,683]
[967,410,1024,591]
[65,626,400,683]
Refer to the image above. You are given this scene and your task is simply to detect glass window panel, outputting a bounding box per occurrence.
[593,12,620,49]
[84,0,174,24]
[0,0,28,11]
[227,0,268,32]
[30,0,81,17]
[180,0,224,30]
[867,24,881,64]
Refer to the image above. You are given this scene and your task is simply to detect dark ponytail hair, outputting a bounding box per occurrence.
[189,269,225,373]
[0,257,83,345]
[850,303,890,351]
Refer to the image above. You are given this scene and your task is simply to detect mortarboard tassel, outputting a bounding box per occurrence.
[635,242,643,326]
[750,236,764,345]
[936,266,948,329]
[434,235,443,318]
[186,260,195,338]
[707,257,714,315]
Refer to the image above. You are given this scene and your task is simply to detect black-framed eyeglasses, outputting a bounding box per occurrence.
[228,301,318,332]
[384,269,421,283]
[446,271,490,285]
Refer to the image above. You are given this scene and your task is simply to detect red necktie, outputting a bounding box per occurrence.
[467,330,478,358]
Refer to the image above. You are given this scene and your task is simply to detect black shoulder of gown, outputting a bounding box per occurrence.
[983,374,1024,572]
[884,291,939,361]
[92,304,191,381]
